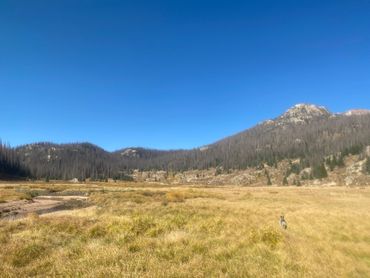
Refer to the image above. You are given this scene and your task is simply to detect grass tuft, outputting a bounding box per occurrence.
[11,242,47,267]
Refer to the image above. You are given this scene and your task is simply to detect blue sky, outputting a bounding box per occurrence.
[1,0,370,151]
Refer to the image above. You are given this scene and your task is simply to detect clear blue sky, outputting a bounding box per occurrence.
[1,0,370,151]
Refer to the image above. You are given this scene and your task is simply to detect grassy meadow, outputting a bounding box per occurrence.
[0,182,370,277]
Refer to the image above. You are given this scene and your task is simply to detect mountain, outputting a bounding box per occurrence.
[272,103,331,125]
[184,104,370,170]
[14,104,370,181]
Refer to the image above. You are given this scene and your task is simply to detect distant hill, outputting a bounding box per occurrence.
[14,104,370,181]
[15,142,115,180]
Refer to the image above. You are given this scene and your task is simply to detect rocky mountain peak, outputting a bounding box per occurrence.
[275,104,331,124]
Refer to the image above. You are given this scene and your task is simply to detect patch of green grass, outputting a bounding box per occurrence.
[11,242,48,267]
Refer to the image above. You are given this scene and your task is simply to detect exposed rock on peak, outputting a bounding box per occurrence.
[343,109,370,116]
[275,104,331,124]
[199,146,209,152]
[120,148,140,158]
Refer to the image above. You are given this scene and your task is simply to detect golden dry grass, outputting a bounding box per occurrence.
[0,183,370,277]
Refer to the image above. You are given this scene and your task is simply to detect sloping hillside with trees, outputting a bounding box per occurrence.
[14,104,370,181]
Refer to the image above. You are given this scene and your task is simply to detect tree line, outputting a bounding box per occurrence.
[9,114,370,181]
[0,141,29,179]
[116,114,370,172]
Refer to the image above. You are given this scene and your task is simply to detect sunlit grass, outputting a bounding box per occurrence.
[0,184,370,277]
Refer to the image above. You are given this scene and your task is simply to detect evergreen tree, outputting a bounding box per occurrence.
[312,163,328,179]
[265,170,272,185]
[364,158,370,175]
[267,175,272,185]
[337,155,345,167]
[283,176,288,186]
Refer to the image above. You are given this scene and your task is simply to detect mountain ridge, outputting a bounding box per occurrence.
[17,104,370,153]
[10,103,370,181]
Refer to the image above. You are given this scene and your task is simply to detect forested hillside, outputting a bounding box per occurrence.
[13,104,370,181]
[15,143,119,181]
[115,105,370,171]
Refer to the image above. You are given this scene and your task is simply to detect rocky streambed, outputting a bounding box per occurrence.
[0,194,90,220]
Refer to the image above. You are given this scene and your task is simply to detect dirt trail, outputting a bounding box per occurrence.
[0,195,89,220]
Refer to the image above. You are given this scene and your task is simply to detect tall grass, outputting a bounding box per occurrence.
[0,184,370,277]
